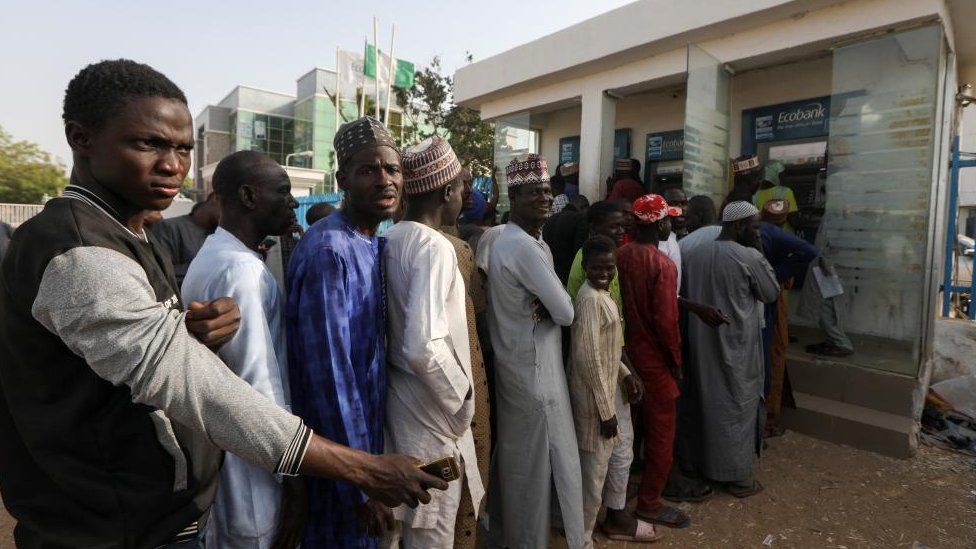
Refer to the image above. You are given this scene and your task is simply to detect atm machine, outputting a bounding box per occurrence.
[757,138,828,244]
[650,161,683,193]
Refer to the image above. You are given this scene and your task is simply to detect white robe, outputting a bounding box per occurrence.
[659,232,683,293]
[680,238,779,482]
[181,228,292,549]
[382,222,483,546]
[486,223,585,549]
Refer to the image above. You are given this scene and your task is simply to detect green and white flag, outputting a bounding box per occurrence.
[364,42,415,89]
[394,59,415,89]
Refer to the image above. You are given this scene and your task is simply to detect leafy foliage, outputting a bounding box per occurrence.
[0,126,68,204]
[395,55,495,175]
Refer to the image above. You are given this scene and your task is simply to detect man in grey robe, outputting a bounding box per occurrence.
[680,201,778,497]
[486,155,584,549]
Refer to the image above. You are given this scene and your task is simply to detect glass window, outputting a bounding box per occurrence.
[493,112,538,217]
[682,44,731,206]
[795,25,944,375]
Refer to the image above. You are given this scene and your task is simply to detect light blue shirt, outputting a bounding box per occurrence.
[182,227,291,548]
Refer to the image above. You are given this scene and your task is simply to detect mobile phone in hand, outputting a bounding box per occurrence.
[419,455,461,482]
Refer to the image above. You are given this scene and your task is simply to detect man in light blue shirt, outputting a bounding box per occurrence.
[182,150,303,548]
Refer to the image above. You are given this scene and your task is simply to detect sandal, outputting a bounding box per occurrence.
[634,505,691,529]
[725,479,764,498]
[764,425,786,438]
[602,519,663,543]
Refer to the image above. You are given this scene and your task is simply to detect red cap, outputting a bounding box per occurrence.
[632,194,682,224]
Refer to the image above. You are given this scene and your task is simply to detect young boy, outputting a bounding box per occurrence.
[569,235,661,547]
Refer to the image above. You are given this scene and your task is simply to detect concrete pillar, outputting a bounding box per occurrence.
[578,86,616,202]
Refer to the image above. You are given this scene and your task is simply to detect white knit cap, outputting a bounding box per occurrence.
[722,201,760,222]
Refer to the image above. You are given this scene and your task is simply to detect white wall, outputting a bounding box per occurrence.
[459,0,948,121]
[533,106,582,169]
[616,89,687,159]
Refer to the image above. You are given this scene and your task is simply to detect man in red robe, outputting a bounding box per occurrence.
[616,194,689,529]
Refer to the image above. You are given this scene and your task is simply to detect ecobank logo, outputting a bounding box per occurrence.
[777,102,827,124]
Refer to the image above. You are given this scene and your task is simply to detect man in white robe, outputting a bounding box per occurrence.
[486,155,585,549]
[680,201,779,497]
[182,151,304,548]
[382,137,484,548]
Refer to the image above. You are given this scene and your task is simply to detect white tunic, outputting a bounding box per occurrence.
[659,231,683,293]
[486,223,585,549]
[382,222,484,535]
[181,228,291,549]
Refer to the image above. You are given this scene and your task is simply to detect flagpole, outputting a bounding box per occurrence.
[359,36,367,117]
[334,46,341,134]
[373,16,380,120]
[384,24,396,127]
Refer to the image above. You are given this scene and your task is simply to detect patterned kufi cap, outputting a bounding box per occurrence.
[334,116,399,166]
[731,154,761,175]
[401,136,463,195]
[722,200,760,222]
[505,154,550,187]
[632,194,682,224]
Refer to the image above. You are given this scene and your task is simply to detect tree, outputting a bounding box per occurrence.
[395,55,495,176]
[0,126,68,204]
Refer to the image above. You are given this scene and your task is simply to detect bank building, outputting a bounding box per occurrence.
[454,0,976,458]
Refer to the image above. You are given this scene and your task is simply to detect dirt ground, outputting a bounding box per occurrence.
[2,432,974,548]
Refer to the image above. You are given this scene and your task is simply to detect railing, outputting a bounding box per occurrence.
[296,193,343,229]
[0,203,44,227]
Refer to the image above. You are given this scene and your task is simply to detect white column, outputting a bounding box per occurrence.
[578,86,616,202]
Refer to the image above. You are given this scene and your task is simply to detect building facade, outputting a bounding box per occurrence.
[195,68,414,198]
[455,0,976,457]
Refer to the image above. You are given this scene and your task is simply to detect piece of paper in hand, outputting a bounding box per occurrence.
[813,266,844,298]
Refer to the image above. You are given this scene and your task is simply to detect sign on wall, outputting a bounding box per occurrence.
[559,136,581,164]
[614,129,631,159]
[741,96,831,154]
[558,129,632,166]
[646,130,684,163]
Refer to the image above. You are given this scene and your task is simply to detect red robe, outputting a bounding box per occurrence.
[616,241,682,508]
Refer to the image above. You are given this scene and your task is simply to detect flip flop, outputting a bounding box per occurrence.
[634,505,692,529]
[602,519,663,542]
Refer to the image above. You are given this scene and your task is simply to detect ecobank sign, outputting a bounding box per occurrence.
[741,96,831,154]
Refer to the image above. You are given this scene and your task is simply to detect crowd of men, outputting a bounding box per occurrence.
[0,59,852,548]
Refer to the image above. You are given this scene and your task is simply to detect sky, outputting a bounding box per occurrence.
[0,0,634,170]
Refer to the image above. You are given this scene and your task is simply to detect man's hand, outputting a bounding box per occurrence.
[185,297,240,349]
[357,453,449,508]
[359,498,395,538]
[272,477,309,549]
[694,305,731,328]
[531,298,551,322]
[623,375,644,404]
[600,416,618,439]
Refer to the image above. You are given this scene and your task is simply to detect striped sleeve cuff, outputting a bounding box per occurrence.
[275,422,313,476]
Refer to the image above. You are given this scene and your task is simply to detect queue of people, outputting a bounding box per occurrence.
[0,58,853,549]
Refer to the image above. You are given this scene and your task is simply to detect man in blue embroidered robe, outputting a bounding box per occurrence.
[287,117,404,548]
